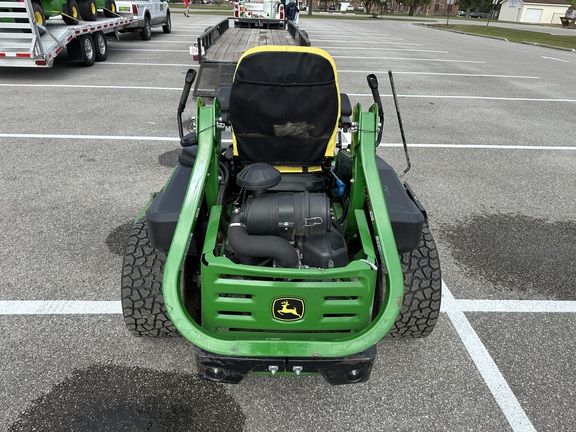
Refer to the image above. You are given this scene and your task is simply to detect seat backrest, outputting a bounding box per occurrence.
[229,46,341,170]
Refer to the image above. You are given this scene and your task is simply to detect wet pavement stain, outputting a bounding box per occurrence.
[158,149,181,168]
[106,222,134,256]
[440,213,576,300]
[9,364,245,432]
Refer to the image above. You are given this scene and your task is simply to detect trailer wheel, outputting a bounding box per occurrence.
[121,219,178,337]
[387,222,442,338]
[162,12,171,34]
[62,0,80,25]
[140,16,152,40]
[104,0,117,18]
[79,0,97,21]
[94,31,107,62]
[79,34,96,67]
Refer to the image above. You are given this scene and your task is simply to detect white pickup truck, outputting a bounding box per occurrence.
[116,0,171,40]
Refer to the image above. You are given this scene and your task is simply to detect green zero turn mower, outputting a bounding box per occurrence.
[121,46,442,385]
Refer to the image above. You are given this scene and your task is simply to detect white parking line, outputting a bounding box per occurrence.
[541,56,570,63]
[446,299,576,313]
[338,71,540,79]
[442,283,537,432]
[375,143,576,151]
[348,94,576,103]
[2,134,576,151]
[332,56,486,63]
[0,133,179,141]
[0,84,182,91]
[0,301,121,315]
[109,48,189,53]
[314,39,415,44]
[104,62,196,67]
[332,48,449,53]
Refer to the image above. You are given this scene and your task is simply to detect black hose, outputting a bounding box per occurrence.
[227,213,299,268]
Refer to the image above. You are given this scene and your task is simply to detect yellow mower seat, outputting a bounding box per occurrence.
[229,46,341,173]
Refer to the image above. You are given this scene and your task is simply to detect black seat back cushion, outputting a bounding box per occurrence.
[230,50,339,167]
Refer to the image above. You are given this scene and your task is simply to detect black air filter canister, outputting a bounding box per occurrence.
[242,191,331,240]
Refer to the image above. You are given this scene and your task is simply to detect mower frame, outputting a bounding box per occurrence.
[161,99,404,359]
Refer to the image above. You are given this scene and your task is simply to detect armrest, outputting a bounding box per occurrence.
[340,93,352,131]
[217,85,232,124]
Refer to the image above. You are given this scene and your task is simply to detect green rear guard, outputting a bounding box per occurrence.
[162,100,403,358]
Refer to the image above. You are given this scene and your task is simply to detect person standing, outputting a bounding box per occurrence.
[285,0,299,23]
[183,0,189,17]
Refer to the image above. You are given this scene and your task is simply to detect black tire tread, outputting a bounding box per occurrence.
[140,16,151,40]
[388,223,442,338]
[162,12,171,34]
[121,219,178,337]
[62,1,80,25]
[94,31,107,62]
[78,0,97,21]
[103,0,116,18]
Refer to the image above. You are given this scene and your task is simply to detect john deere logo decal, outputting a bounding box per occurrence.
[273,298,304,321]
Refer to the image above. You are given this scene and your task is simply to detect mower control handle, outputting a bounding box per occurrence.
[177,69,198,142]
[366,74,384,146]
[178,69,197,115]
[367,74,378,90]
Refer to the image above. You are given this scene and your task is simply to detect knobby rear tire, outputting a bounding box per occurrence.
[388,222,442,338]
[121,219,178,337]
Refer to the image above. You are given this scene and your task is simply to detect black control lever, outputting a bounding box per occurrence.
[177,69,198,146]
[366,74,384,147]
[388,70,411,176]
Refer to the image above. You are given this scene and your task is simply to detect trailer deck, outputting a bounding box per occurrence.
[206,27,296,63]
[193,17,310,97]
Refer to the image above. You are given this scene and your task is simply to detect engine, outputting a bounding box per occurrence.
[226,164,348,269]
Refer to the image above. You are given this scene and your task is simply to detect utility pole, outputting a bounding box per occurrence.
[487,0,498,26]
[446,0,454,25]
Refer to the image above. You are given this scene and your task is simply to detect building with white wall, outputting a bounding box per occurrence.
[498,0,570,24]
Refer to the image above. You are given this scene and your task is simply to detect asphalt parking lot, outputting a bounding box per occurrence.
[1,12,575,432]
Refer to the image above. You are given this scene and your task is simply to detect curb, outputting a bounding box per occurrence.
[520,41,576,52]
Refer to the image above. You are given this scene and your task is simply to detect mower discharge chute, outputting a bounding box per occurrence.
[121,46,442,385]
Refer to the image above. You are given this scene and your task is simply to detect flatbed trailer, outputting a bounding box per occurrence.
[0,0,133,67]
[193,17,310,97]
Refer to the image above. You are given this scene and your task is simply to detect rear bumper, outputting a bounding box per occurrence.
[195,345,376,385]
[119,20,143,30]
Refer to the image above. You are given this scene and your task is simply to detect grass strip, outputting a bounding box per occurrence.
[430,24,576,50]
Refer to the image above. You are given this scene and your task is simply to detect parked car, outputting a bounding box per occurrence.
[457,10,465,17]
[469,11,483,18]
[116,0,171,41]
[346,5,354,11]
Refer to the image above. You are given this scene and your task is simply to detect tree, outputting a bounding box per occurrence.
[403,0,432,16]
[361,0,378,13]
[378,0,387,14]
[456,0,492,14]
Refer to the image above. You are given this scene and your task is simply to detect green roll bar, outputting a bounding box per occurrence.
[162,100,403,358]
